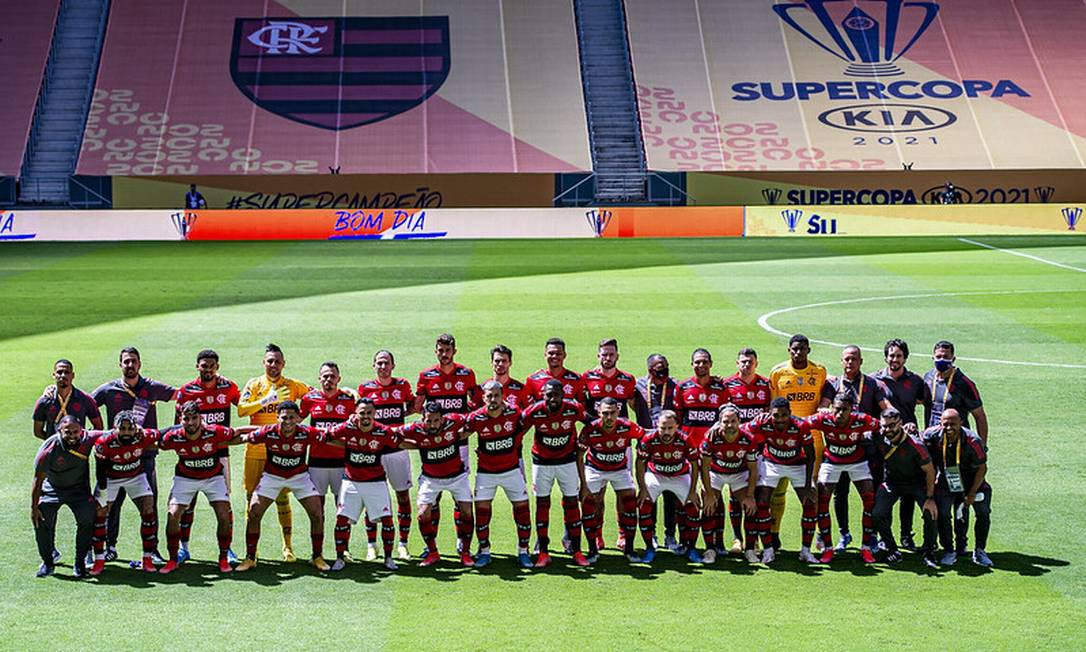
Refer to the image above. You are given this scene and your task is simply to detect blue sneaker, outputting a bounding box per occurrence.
[226,548,239,566]
[517,552,533,568]
[833,532,853,553]
[641,547,656,564]
[177,548,191,565]
[474,552,492,568]
[687,548,704,564]
[52,548,62,564]
[418,547,431,560]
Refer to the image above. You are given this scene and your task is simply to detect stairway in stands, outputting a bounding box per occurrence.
[19,0,111,204]
[573,0,647,203]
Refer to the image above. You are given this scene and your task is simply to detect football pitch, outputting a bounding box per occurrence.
[1,235,1084,649]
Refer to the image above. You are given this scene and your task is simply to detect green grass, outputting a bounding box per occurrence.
[1,235,1084,649]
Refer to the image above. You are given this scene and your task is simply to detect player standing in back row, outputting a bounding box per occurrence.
[720,348,771,554]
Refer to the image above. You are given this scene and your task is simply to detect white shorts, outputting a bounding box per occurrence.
[169,474,229,506]
[709,470,750,494]
[459,445,472,474]
[818,460,872,484]
[309,467,344,499]
[382,450,412,493]
[417,472,472,507]
[337,479,392,524]
[585,466,635,493]
[98,474,153,507]
[474,468,530,502]
[255,472,319,501]
[645,471,691,503]
[758,461,809,489]
[531,462,580,497]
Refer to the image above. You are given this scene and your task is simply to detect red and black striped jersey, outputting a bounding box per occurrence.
[327,421,402,483]
[399,413,467,479]
[806,412,878,464]
[638,430,698,477]
[721,373,771,423]
[465,405,525,474]
[673,377,729,447]
[357,378,415,425]
[94,429,157,480]
[522,398,584,466]
[247,424,325,478]
[583,367,637,418]
[299,388,355,466]
[158,424,235,480]
[416,364,478,415]
[491,377,530,411]
[742,413,812,466]
[579,417,643,472]
[525,368,586,405]
[175,377,240,427]
[700,428,760,474]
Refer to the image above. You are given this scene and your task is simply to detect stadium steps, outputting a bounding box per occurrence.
[573,0,648,203]
[19,0,111,205]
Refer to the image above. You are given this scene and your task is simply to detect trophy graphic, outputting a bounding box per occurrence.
[586,209,613,237]
[781,209,803,233]
[1062,207,1082,231]
[773,0,940,77]
[171,211,198,239]
[762,188,783,205]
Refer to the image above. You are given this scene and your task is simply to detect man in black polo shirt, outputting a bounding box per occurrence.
[31,416,98,578]
[922,408,993,568]
[873,408,938,567]
[632,353,678,549]
[91,347,176,561]
[874,339,927,549]
[820,345,891,553]
[922,340,988,440]
[33,359,103,440]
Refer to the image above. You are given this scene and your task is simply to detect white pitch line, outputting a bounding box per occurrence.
[958,238,1086,274]
[756,289,1086,369]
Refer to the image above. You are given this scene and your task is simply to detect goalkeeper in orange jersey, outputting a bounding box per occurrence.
[238,344,310,562]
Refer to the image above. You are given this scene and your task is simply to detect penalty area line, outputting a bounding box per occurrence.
[958,238,1086,274]
[756,289,1086,370]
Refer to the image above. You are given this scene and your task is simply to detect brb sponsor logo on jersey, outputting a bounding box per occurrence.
[231,16,450,131]
[733,1,1029,134]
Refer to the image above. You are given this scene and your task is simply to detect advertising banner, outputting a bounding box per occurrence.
[0,210,181,241]
[745,204,1084,236]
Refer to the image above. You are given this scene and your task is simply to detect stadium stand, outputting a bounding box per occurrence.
[75,0,592,178]
[0,0,60,202]
[626,0,1086,171]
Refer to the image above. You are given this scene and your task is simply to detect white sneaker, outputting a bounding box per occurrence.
[745,549,760,564]
[330,557,347,572]
[365,544,377,561]
[702,549,717,564]
[799,547,819,564]
[384,556,399,571]
[396,543,410,561]
[761,547,776,564]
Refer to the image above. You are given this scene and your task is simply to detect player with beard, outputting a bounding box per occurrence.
[357,350,415,560]
[91,411,161,573]
[526,338,586,405]
[635,411,702,564]
[522,380,589,568]
[489,345,530,410]
[577,397,643,563]
[746,398,817,564]
[720,348,770,554]
[398,403,475,567]
[325,399,404,572]
[873,408,939,568]
[699,405,761,564]
[465,381,532,568]
[237,401,331,572]
[172,349,240,564]
[237,344,310,562]
[581,338,637,552]
[156,401,254,574]
[33,359,103,440]
[31,416,97,579]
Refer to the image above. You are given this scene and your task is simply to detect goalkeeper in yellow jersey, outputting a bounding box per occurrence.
[767,334,827,552]
[238,344,310,562]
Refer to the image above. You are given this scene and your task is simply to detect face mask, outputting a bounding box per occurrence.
[934,359,953,373]
[652,367,669,379]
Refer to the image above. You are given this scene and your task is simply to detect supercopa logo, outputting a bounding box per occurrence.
[733,0,1031,134]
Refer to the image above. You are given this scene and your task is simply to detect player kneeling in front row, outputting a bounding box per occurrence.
[699,405,761,564]
[91,411,160,574]
[807,394,880,564]
[399,403,476,567]
[325,398,403,571]
[747,398,817,564]
[158,401,254,574]
[635,411,702,564]
[237,401,331,572]
[578,397,644,563]
[466,381,533,568]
